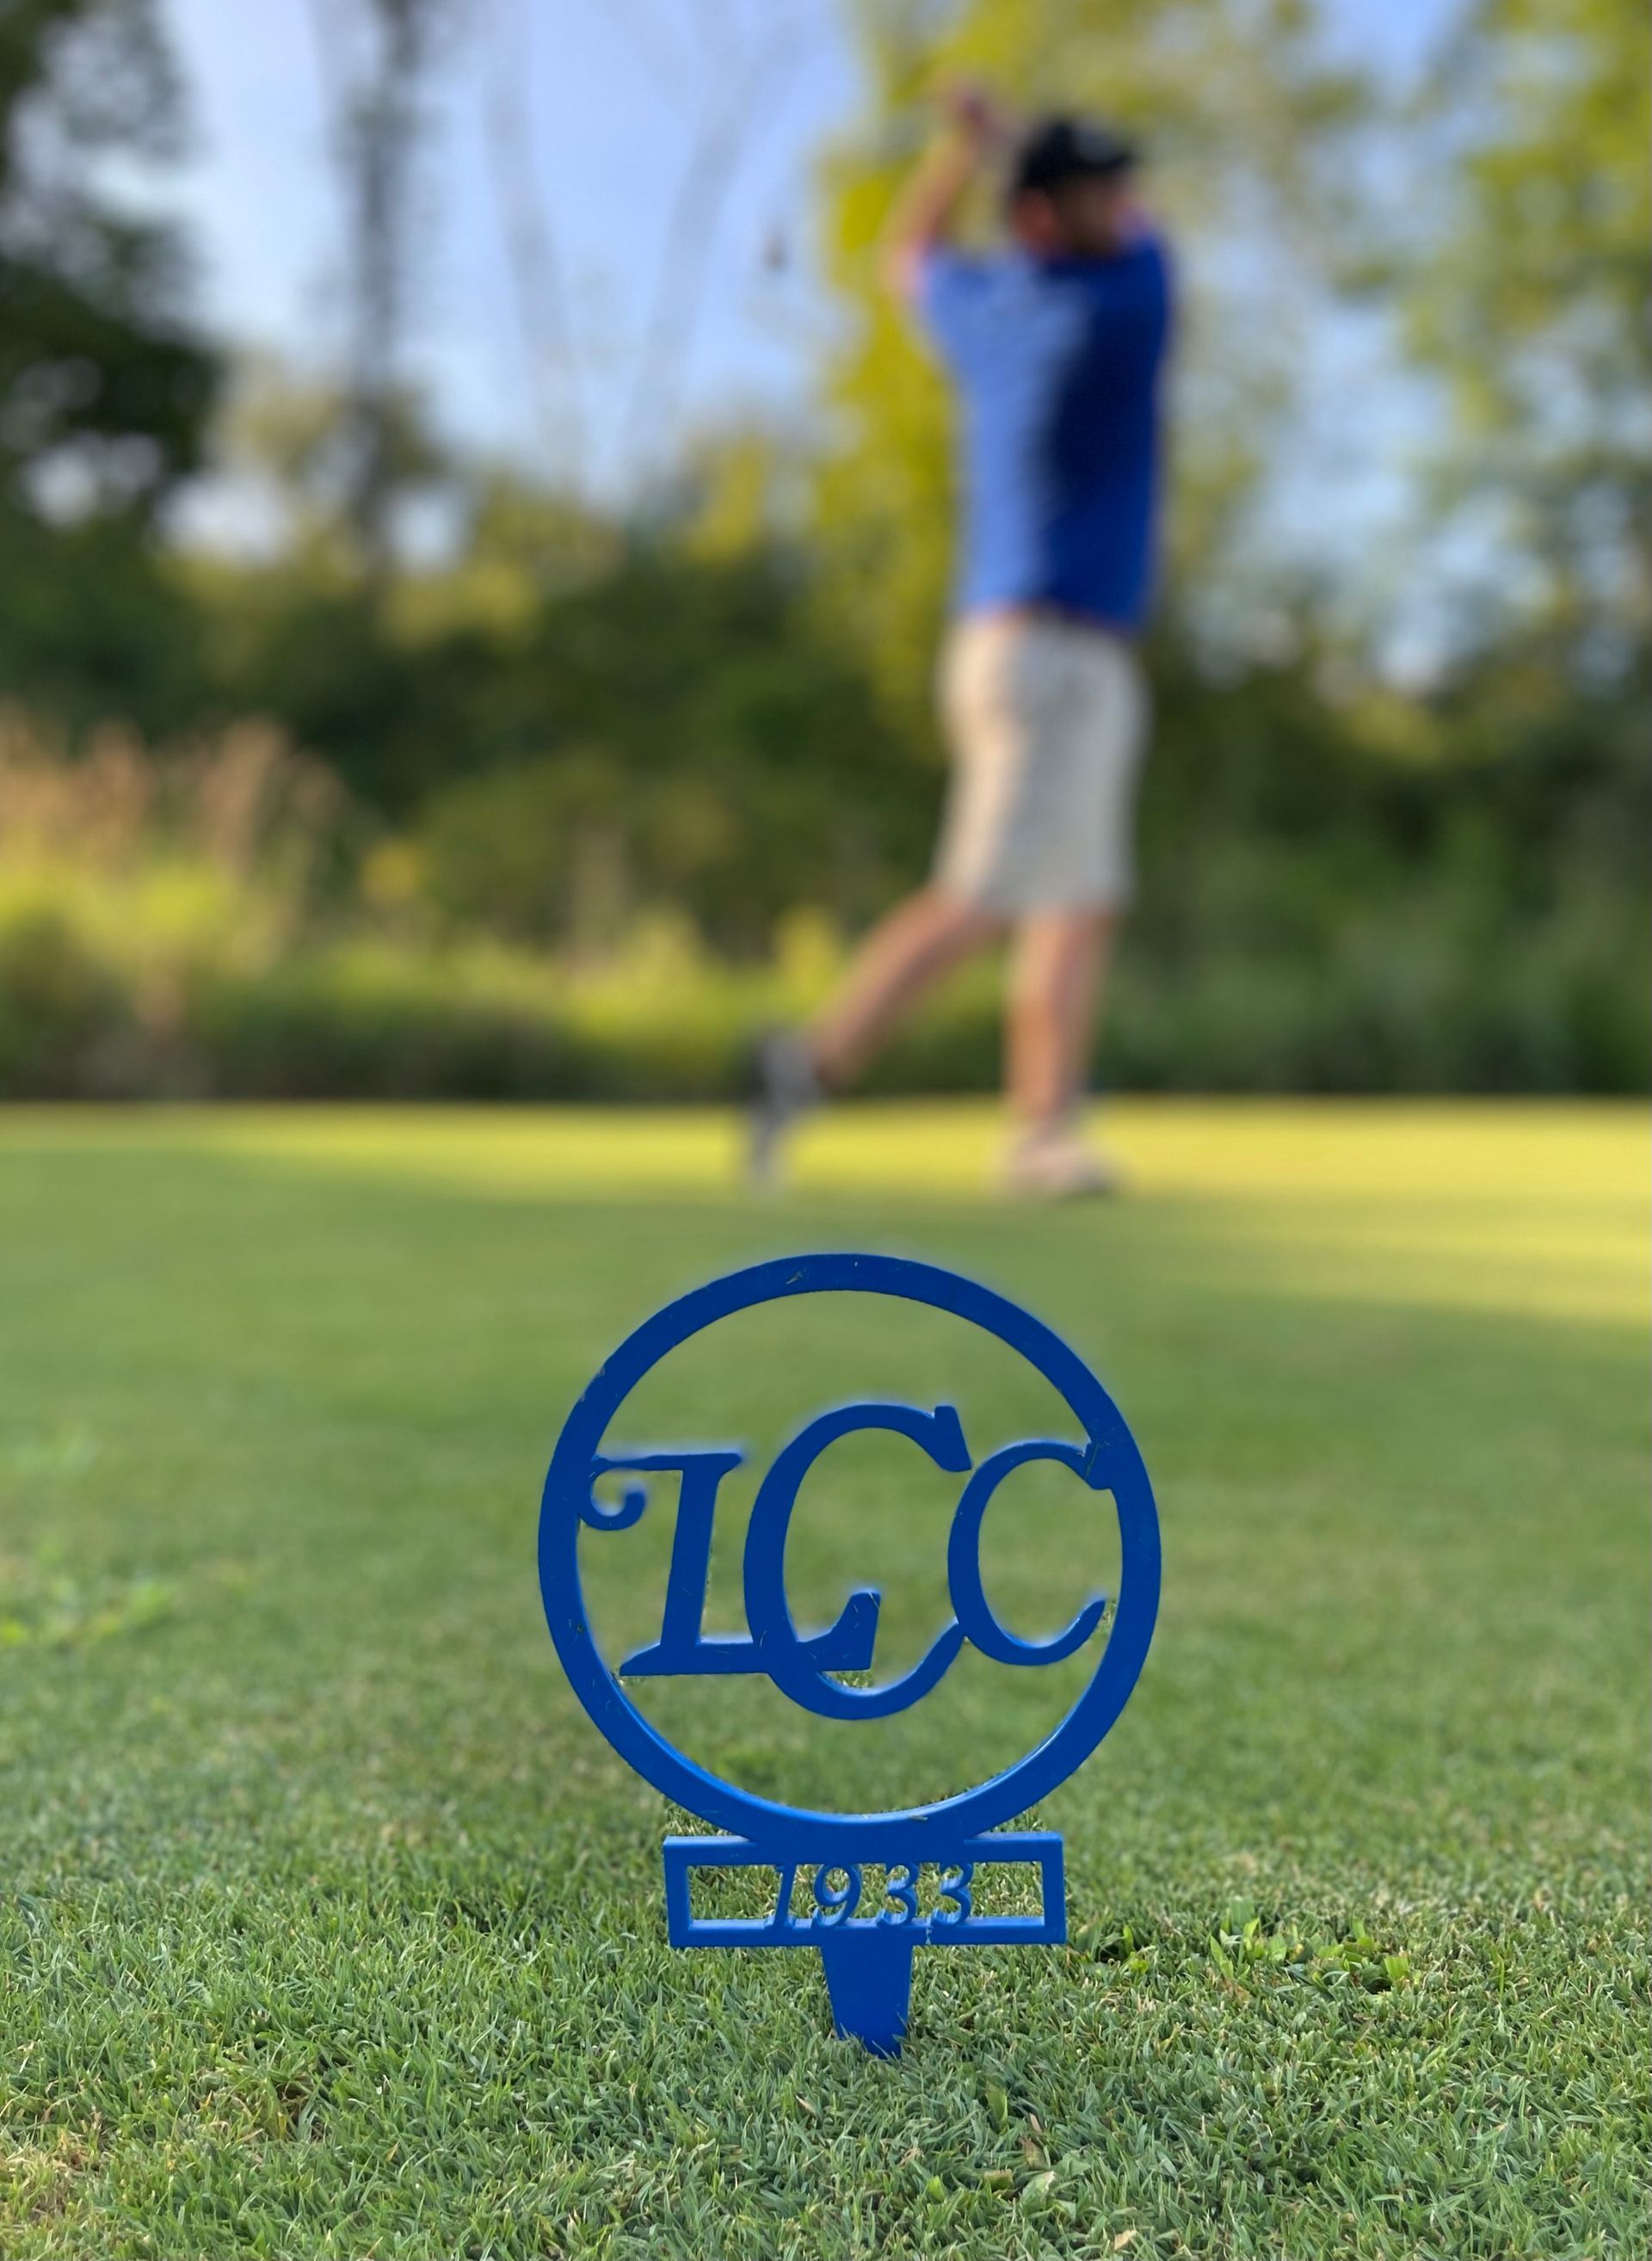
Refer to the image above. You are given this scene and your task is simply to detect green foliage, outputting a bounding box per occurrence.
[0,679,1644,1100]
[0,0,213,512]
[0,1105,1643,2255]
[1203,1900,1411,1993]
[0,893,128,1088]
[406,547,929,950]
[200,538,928,946]
[1406,0,1650,658]
[0,0,219,730]
[1119,650,1651,1092]
[0,506,207,734]
[0,712,348,1094]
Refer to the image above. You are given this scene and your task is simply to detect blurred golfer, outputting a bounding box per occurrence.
[750,85,1173,1196]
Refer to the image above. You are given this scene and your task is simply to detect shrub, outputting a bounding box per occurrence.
[0,711,1644,1102]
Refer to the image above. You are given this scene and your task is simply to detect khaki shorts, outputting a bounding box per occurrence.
[934,614,1148,914]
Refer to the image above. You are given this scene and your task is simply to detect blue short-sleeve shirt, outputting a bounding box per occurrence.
[918,234,1173,632]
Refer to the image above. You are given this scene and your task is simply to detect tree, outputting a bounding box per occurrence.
[1404,0,1650,673]
[303,0,463,576]
[0,0,218,728]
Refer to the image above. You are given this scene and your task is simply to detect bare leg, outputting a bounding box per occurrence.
[808,887,1003,1087]
[1005,908,1117,1130]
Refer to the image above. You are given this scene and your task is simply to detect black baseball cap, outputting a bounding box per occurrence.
[1010,114,1140,198]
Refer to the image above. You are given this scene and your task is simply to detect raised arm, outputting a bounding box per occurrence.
[881,81,1020,303]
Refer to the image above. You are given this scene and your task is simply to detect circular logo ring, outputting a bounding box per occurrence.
[539,1253,1160,1859]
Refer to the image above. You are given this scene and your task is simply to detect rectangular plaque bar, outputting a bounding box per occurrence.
[662,1832,1066,1950]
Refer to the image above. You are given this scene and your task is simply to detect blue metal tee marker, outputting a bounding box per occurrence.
[538,1254,1160,2058]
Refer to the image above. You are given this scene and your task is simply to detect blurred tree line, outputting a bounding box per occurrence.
[0,0,1643,1097]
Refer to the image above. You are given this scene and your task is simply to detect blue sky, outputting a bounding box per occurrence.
[154,0,856,500]
[151,0,1453,514]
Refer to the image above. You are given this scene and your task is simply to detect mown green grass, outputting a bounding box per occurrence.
[0,1101,1645,2259]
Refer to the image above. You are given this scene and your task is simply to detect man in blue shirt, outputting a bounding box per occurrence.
[751,85,1173,1195]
